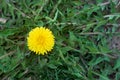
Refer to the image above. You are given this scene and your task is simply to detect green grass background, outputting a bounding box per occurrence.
[0,0,120,80]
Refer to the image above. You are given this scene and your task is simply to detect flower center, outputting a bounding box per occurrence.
[37,35,45,45]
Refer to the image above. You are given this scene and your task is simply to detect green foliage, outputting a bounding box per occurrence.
[0,0,120,80]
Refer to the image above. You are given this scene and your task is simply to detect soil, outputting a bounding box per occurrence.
[108,27,120,50]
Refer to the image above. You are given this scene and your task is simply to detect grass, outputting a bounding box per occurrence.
[0,0,120,80]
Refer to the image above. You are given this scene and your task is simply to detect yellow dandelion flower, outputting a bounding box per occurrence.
[27,27,55,55]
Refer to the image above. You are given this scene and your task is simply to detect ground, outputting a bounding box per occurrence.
[0,0,120,80]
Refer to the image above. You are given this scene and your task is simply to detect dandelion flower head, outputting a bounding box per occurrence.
[27,27,55,55]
